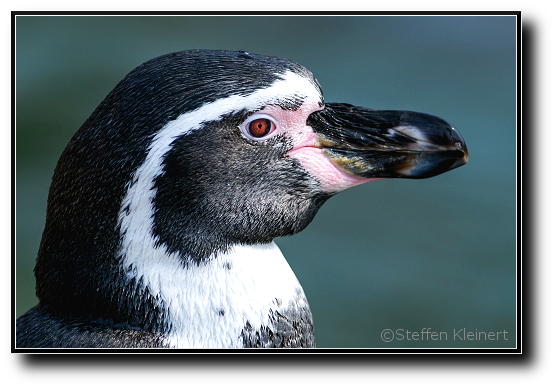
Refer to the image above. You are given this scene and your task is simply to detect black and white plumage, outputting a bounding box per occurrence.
[16,50,468,348]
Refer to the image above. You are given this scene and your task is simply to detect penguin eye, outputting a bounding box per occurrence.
[240,114,278,141]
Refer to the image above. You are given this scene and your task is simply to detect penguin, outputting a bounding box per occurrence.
[16,49,468,348]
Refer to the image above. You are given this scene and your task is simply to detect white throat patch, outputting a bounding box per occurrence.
[159,242,304,348]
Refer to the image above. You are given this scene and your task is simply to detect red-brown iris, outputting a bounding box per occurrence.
[248,118,272,138]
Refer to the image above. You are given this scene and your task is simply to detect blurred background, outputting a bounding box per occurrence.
[15,15,516,348]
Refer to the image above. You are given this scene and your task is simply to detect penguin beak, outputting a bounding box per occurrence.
[307,103,469,179]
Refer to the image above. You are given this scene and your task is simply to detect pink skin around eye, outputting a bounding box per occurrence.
[257,99,380,193]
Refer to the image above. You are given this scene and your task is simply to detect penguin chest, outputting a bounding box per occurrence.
[129,242,315,348]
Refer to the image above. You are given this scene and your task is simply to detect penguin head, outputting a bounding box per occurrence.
[34,50,467,326]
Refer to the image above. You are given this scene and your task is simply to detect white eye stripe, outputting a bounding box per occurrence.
[240,113,279,141]
[117,71,323,344]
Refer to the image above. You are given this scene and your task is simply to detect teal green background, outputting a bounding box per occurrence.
[15,15,517,348]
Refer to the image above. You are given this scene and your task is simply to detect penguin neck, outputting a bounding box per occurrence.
[116,156,318,346]
[116,161,310,346]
